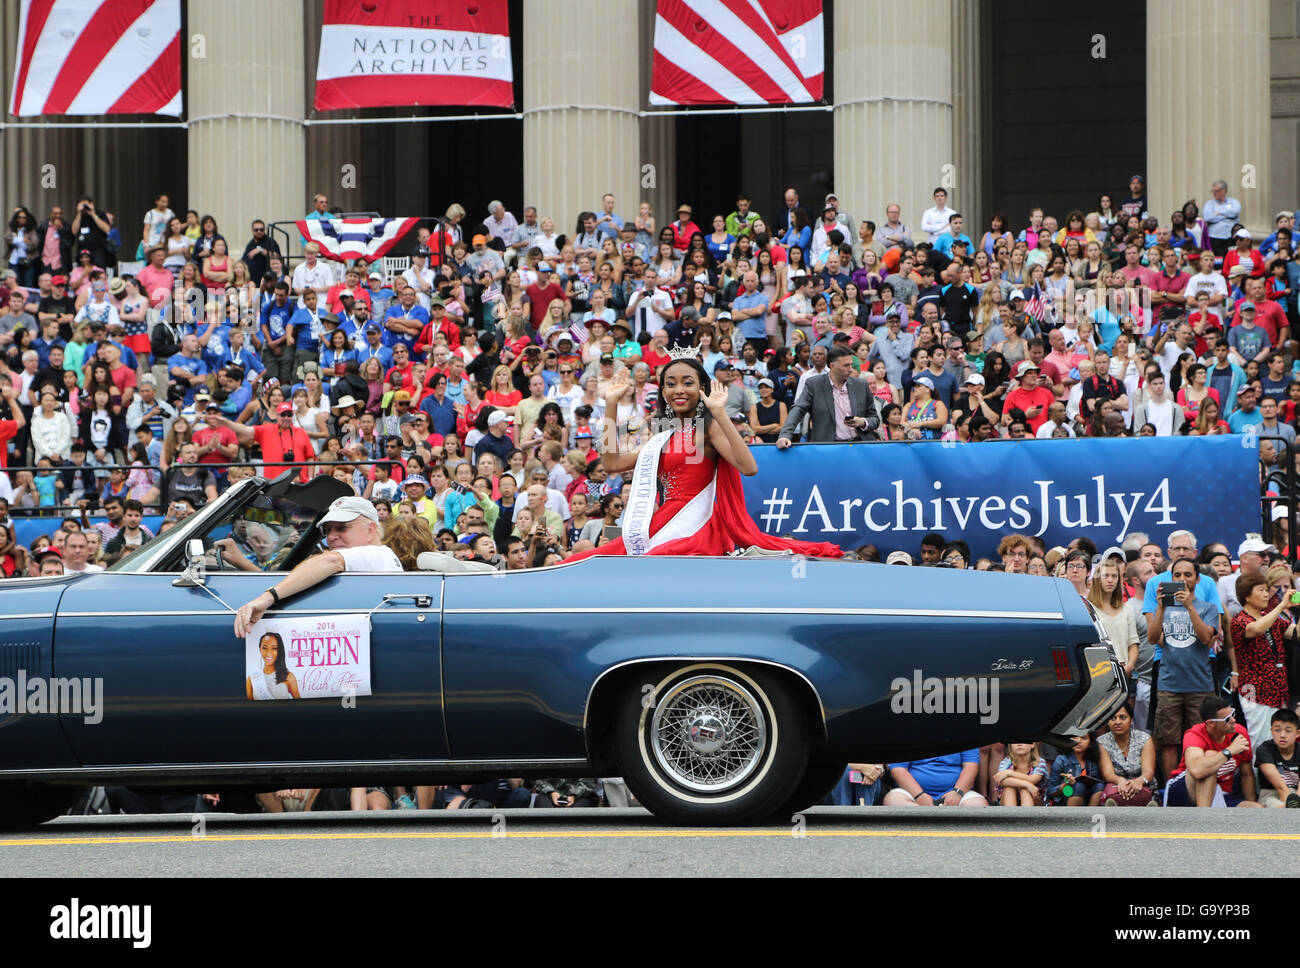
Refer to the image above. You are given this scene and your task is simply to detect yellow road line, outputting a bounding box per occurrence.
[3,828,1299,847]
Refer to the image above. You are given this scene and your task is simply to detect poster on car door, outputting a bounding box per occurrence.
[244,614,372,701]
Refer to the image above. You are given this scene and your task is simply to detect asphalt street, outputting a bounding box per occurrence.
[5,806,1298,877]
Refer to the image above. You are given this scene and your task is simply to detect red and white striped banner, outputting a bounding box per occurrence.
[314,0,513,111]
[9,0,181,117]
[297,217,421,263]
[650,0,823,106]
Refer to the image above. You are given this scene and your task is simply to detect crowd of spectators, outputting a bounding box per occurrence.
[2,181,1298,813]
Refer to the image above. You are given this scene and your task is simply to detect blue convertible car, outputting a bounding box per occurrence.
[0,473,1127,825]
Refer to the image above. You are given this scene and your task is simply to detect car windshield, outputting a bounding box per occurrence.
[201,495,322,572]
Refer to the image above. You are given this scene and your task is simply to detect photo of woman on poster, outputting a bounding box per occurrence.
[246,631,300,700]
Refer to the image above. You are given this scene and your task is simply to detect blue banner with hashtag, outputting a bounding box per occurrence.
[744,435,1264,559]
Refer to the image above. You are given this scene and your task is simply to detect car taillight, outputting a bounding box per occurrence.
[1051,646,1073,684]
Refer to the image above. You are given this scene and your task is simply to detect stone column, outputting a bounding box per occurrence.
[1148,0,1271,232]
[187,0,306,253]
[950,0,987,233]
[833,0,953,240]
[524,0,641,232]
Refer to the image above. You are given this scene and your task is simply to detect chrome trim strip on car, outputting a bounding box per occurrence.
[0,757,591,782]
[448,606,1064,620]
[582,656,828,735]
[0,614,56,620]
[58,608,433,618]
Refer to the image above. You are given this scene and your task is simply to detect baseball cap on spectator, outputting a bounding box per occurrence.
[716,311,732,322]
[1015,360,1040,378]
[1236,228,1253,240]
[194,388,212,402]
[537,261,552,272]
[965,373,986,387]
[139,373,157,386]
[557,334,573,347]
[319,496,380,526]
[915,375,935,390]
[35,545,62,562]
[338,289,354,299]
[51,275,67,286]
[472,234,487,245]
[574,428,594,440]
[680,306,700,321]
[368,271,383,281]
[402,475,428,489]
[713,360,734,373]
[789,269,808,281]
[487,411,509,428]
[108,277,126,296]
[1009,289,1025,301]
[1239,301,1256,312]
[429,296,445,307]
[886,551,913,566]
[399,414,418,426]
[414,245,431,256]
[1272,505,1289,522]
[600,354,614,364]
[277,402,293,415]
[393,390,412,402]
[757,378,774,389]
[1240,535,1277,556]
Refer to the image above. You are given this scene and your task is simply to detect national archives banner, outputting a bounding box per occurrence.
[744,436,1261,559]
[314,0,514,110]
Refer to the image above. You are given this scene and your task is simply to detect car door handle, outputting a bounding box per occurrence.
[379,593,433,608]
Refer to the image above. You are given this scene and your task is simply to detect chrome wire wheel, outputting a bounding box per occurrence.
[649,675,768,794]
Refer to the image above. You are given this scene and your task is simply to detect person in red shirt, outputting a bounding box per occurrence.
[669,205,702,253]
[1002,360,1055,433]
[1222,229,1266,281]
[136,246,175,309]
[0,383,24,470]
[413,298,461,354]
[326,269,371,315]
[191,393,239,468]
[522,263,568,329]
[210,402,315,482]
[641,328,672,376]
[1164,697,1260,807]
[384,342,414,393]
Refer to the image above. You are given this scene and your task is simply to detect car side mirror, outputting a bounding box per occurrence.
[173,538,207,587]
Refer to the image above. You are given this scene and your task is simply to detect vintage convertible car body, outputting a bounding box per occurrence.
[0,474,1127,825]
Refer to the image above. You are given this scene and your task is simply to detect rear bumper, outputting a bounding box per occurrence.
[1047,645,1129,742]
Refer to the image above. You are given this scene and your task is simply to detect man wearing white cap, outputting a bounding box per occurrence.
[233,496,402,637]
[1219,536,1275,620]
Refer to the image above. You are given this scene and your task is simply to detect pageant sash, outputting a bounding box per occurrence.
[622,427,716,556]
[623,429,673,556]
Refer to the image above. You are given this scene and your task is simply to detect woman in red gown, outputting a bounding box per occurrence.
[569,354,842,559]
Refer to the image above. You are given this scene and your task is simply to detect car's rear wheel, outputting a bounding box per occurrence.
[0,786,78,830]
[616,663,810,826]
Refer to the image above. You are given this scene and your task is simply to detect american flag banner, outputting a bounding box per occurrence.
[297,218,421,263]
[650,0,823,106]
[1024,284,1048,323]
[9,0,181,116]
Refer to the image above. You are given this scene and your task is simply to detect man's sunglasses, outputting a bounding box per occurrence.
[1205,712,1236,725]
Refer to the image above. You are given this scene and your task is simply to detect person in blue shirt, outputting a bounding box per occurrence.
[214,366,252,419]
[932,213,973,257]
[199,307,234,374]
[288,288,326,371]
[730,270,771,353]
[780,208,811,260]
[259,281,295,386]
[1140,530,1222,628]
[419,371,458,437]
[216,327,264,384]
[320,328,359,388]
[31,319,66,369]
[383,285,429,358]
[884,748,987,806]
[363,272,394,319]
[1227,384,1264,434]
[355,321,393,371]
[167,333,209,405]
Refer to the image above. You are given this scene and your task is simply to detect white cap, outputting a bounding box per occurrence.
[1271,505,1289,522]
[1236,228,1253,240]
[886,550,913,566]
[1238,534,1276,556]
[318,496,380,526]
[1009,289,1026,301]
[487,410,509,427]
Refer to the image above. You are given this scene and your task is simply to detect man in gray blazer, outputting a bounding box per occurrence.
[776,345,880,447]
